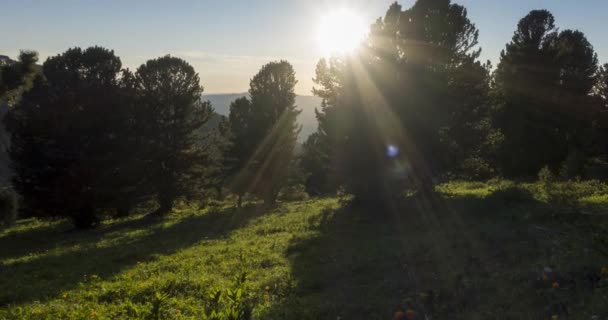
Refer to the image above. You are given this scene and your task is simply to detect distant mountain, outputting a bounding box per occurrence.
[202,93,321,141]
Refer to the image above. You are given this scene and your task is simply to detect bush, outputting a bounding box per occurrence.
[0,188,18,227]
[278,184,310,202]
[538,166,556,185]
[460,156,495,180]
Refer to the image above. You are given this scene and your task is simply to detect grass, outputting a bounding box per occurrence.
[2,181,608,319]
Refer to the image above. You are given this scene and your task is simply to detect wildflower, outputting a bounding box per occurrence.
[90,311,98,318]
[552,281,560,289]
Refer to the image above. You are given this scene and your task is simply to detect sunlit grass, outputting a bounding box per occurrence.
[2,183,608,319]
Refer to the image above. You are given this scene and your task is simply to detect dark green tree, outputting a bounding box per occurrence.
[134,55,214,214]
[300,58,344,196]
[494,10,599,176]
[0,51,39,104]
[595,64,608,109]
[589,65,608,159]
[309,0,491,204]
[248,61,301,205]
[6,47,128,228]
[228,61,300,206]
[224,97,255,208]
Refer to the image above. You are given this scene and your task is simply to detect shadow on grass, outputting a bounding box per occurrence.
[0,204,267,306]
[262,191,608,319]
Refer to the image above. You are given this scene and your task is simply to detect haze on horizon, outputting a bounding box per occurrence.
[2,0,608,95]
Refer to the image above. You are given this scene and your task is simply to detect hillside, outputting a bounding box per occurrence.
[203,93,321,141]
[2,181,608,319]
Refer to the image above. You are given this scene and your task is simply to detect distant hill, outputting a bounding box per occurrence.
[202,93,321,141]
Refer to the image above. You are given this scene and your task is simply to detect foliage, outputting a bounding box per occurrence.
[6,47,127,228]
[0,50,39,105]
[224,97,255,207]
[308,0,493,204]
[203,273,253,320]
[278,184,309,202]
[493,10,600,176]
[226,61,301,206]
[133,55,214,214]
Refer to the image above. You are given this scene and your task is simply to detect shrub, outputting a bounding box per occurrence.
[278,184,310,202]
[538,166,556,185]
[460,157,495,180]
[203,273,253,320]
[0,188,18,227]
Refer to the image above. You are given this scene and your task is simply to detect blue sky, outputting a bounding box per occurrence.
[2,0,608,95]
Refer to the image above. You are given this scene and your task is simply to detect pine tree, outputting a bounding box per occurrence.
[226,61,301,206]
[134,55,214,214]
[6,47,127,228]
[248,61,301,205]
[494,10,599,176]
[224,96,255,208]
[0,51,38,104]
[309,0,490,204]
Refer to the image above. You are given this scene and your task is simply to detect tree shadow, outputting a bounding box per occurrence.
[262,192,608,319]
[0,203,267,306]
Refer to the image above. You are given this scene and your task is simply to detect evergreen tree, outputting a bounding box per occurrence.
[134,55,213,214]
[6,47,127,228]
[248,61,301,205]
[224,97,255,208]
[0,51,38,104]
[300,58,345,196]
[595,64,608,109]
[227,61,301,206]
[494,10,599,176]
[310,0,490,204]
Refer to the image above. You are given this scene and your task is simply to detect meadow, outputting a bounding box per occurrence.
[2,180,608,319]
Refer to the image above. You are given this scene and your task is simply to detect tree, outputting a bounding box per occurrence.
[224,97,255,208]
[300,58,345,196]
[595,64,608,109]
[134,55,214,214]
[227,61,301,206]
[309,0,490,204]
[0,51,38,104]
[248,61,301,205]
[6,47,128,228]
[494,10,599,176]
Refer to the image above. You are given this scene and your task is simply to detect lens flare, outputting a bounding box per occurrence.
[386,144,400,158]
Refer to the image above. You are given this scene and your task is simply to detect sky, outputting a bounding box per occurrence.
[2,0,608,95]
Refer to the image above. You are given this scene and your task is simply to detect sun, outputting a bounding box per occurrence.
[317,9,367,56]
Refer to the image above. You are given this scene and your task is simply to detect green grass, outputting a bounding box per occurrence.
[2,182,608,319]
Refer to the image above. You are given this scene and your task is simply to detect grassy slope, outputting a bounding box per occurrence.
[2,182,608,319]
